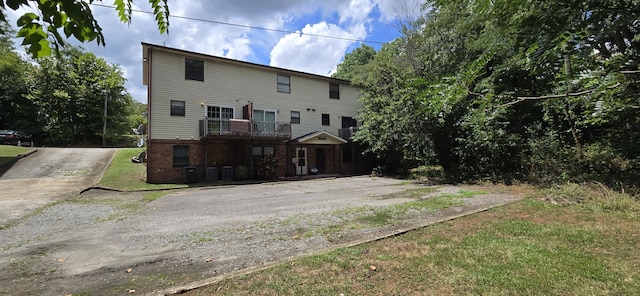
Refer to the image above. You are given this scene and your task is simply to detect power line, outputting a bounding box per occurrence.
[91,3,385,44]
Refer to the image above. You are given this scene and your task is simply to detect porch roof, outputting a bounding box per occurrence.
[289,130,347,145]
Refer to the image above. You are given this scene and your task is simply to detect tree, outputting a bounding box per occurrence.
[350,0,640,187]
[0,0,170,57]
[0,22,39,134]
[332,44,376,81]
[31,46,133,145]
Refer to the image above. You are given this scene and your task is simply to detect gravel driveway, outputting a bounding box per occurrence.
[0,176,523,295]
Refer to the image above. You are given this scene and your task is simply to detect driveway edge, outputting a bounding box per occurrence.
[0,149,38,176]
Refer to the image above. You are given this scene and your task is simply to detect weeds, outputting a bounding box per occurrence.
[535,182,640,214]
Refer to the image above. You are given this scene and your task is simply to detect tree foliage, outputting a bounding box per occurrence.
[349,0,640,188]
[2,26,137,146]
[31,46,134,145]
[0,0,169,57]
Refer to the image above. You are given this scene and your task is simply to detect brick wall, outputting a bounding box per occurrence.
[147,139,204,183]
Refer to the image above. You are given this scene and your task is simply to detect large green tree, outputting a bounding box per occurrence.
[32,46,133,145]
[351,0,640,187]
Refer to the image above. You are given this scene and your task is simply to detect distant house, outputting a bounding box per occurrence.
[141,43,374,183]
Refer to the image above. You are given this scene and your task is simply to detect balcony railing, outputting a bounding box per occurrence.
[200,118,291,139]
[338,126,359,141]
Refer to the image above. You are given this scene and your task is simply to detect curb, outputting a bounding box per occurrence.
[0,149,38,175]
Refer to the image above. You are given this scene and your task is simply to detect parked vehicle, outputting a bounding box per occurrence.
[0,130,33,146]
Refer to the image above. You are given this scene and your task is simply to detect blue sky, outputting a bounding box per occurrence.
[6,0,422,103]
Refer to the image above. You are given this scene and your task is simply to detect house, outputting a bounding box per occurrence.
[141,43,374,183]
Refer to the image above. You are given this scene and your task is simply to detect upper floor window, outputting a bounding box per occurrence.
[277,74,290,93]
[329,83,340,99]
[290,111,300,124]
[170,100,185,116]
[185,58,204,81]
[322,113,330,126]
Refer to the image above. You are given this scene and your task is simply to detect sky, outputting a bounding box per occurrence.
[6,0,422,103]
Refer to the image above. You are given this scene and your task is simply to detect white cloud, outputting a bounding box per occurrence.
[374,0,424,23]
[270,22,353,76]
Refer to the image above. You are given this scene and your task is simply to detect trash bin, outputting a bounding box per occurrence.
[183,166,197,183]
[206,167,218,182]
[222,166,233,181]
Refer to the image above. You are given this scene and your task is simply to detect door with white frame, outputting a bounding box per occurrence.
[206,105,234,134]
[296,148,307,175]
[253,109,276,135]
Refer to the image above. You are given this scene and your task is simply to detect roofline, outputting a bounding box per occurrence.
[141,42,355,85]
[290,130,347,144]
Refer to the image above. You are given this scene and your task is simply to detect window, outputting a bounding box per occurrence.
[277,74,290,93]
[290,111,300,124]
[252,146,275,157]
[330,83,340,99]
[322,113,330,126]
[173,145,189,167]
[252,146,275,164]
[185,58,204,81]
[170,100,185,116]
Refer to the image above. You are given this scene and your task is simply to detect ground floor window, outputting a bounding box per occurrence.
[173,145,190,167]
[252,146,275,159]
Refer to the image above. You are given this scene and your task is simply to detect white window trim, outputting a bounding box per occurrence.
[204,104,236,118]
[252,108,278,122]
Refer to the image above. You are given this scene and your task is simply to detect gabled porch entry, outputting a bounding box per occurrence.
[288,130,347,175]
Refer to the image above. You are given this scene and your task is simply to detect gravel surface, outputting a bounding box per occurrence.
[0,176,523,295]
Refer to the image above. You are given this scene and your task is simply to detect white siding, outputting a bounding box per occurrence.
[147,46,362,140]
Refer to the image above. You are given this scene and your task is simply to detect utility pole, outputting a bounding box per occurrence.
[103,91,108,147]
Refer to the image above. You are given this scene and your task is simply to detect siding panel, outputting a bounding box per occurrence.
[148,47,362,140]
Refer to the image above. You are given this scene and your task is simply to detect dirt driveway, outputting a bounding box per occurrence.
[0,148,115,227]
[0,176,523,295]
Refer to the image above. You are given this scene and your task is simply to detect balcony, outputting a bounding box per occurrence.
[200,118,291,139]
[338,126,359,141]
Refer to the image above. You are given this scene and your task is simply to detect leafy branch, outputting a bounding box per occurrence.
[0,0,170,58]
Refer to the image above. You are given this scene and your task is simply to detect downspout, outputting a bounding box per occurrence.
[146,47,153,182]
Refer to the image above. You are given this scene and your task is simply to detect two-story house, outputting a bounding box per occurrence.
[142,43,373,183]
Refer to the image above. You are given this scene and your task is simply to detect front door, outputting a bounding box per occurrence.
[296,148,307,175]
[316,148,325,174]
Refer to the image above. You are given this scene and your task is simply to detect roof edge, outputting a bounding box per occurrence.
[141,42,355,85]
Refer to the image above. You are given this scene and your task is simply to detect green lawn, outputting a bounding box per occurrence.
[183,184,640,296]
[98,148,188,191]
[0,145,33,167]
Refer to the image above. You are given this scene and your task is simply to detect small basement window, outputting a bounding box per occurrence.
[173,145,190,167]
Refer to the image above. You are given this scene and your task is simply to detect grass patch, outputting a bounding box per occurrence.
[98,148,188,191]
[0,145,32,167]
[143,191,170,202]
[183,185,640,296]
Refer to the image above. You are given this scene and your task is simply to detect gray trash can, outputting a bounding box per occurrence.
[222,166,233,181]
[206,167,218,182]
[183,166,197,183]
